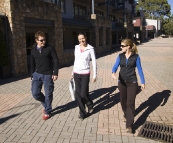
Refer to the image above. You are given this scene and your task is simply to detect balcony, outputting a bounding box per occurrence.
[112,22,124,29]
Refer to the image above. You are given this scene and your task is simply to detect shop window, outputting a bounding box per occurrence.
[73,4,86,18]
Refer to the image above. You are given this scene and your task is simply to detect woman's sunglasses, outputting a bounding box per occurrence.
[121,45,128,48]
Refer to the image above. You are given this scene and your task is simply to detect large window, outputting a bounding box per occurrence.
[73,4,86,18]
[60,0,66,13]
[109,14,116,22]
[43,0,66,13]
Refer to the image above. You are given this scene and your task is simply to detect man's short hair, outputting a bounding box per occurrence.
[35,31,45,40]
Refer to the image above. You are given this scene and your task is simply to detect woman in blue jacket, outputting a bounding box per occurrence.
[112,38,145,133]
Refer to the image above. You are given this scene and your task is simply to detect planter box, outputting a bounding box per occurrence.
[0,65,11,79]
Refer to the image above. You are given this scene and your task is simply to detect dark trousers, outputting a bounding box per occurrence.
[74,73,93,118]
[31,72,54,115]
[118,81,138,128]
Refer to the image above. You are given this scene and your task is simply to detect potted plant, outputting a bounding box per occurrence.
[0,18,11,79]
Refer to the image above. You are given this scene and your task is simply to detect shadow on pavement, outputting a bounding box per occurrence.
[51,86,118,117]
[0,103,40,125]
[0,114,20,125]
[51,101,77,117]
[0,74,30,86]
[51,85,142,118]
[91,86,119,112]
[90,85,141,116]
[134,90,171,130]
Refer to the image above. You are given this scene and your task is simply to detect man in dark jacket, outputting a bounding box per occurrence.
[31,31,59,120]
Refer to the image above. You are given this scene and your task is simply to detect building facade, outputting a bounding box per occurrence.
[0,0,135,77]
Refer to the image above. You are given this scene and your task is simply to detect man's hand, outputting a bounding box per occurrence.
[112,73,116,79]
[52,75,58,81]
[92,78,96,83]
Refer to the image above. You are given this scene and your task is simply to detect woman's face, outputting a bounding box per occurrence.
[120,42,130,52]
[78,34,87,46]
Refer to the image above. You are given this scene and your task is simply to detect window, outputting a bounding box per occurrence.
[60,0,66,13]
[73,4,86,18]
[43,0,66,13]
[95,10,104,16]
[109,14,116,22]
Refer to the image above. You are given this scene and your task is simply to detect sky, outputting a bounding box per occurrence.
[168,0,173,14]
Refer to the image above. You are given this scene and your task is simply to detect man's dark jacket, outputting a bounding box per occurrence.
[30,43,59,77]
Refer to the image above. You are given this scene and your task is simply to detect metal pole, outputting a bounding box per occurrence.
[92,0,94,14]
[107,0,109,17]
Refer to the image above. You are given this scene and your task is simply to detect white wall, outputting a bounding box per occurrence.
[62,0,73,19]
[145,19,161,37]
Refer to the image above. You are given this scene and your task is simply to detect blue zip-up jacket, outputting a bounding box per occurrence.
[112,53,145,84]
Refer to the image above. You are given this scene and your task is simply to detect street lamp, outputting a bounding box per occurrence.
[91,0,97,19]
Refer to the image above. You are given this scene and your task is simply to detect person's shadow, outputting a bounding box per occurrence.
[51,86,118,117]
[51,85,142,118]
[134,90,171,130]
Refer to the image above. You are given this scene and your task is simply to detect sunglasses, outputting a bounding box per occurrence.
[38,39,46,42]
[121,45,128,48]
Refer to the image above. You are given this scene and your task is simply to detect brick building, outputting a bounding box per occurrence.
[0,0,135,77]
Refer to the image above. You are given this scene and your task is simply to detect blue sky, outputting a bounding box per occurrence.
[168,0,173,14]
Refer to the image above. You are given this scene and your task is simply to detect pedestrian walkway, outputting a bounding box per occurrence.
[0,38,173,143]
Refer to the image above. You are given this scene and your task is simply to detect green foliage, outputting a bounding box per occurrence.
[0,20,10,66]
[163,23,173,35]
[136,0,171,20]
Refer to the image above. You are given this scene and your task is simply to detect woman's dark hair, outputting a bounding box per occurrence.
[78,32,87,38]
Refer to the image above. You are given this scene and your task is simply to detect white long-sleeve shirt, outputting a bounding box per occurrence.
[72,44,97,78]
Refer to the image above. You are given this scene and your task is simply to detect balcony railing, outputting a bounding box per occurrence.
[112,22,124,29]
[42,0,61,5]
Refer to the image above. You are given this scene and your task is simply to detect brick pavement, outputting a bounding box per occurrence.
[0,38,173,143]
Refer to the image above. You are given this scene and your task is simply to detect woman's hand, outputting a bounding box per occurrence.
[92,78,96,83]
[112,73,116,79]
[141,84,145,89]
[71,75,74,79]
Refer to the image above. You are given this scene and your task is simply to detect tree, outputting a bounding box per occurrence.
[136,0,171,20]
[162,14,173,35]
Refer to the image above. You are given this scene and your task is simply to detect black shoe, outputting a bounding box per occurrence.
[78,115,84,121]
[88,107,94,114]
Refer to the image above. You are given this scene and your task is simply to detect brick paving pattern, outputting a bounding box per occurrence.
[0,38,173,143]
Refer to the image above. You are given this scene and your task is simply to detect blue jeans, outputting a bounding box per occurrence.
[31,72,54,114]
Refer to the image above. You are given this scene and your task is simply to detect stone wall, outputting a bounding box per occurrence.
[0,0,63,76]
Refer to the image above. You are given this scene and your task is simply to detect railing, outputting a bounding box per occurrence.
[112,22,124,29]
[42,0,59,5]
[73,15,89,22]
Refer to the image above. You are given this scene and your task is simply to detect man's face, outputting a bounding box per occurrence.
[36,36,46,47]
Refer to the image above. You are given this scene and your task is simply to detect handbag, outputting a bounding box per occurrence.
[69,78,75,101]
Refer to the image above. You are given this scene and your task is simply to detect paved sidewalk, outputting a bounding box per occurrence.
[0,38,173,143]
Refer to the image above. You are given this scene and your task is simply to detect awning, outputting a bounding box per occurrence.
[145,25,155,30]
